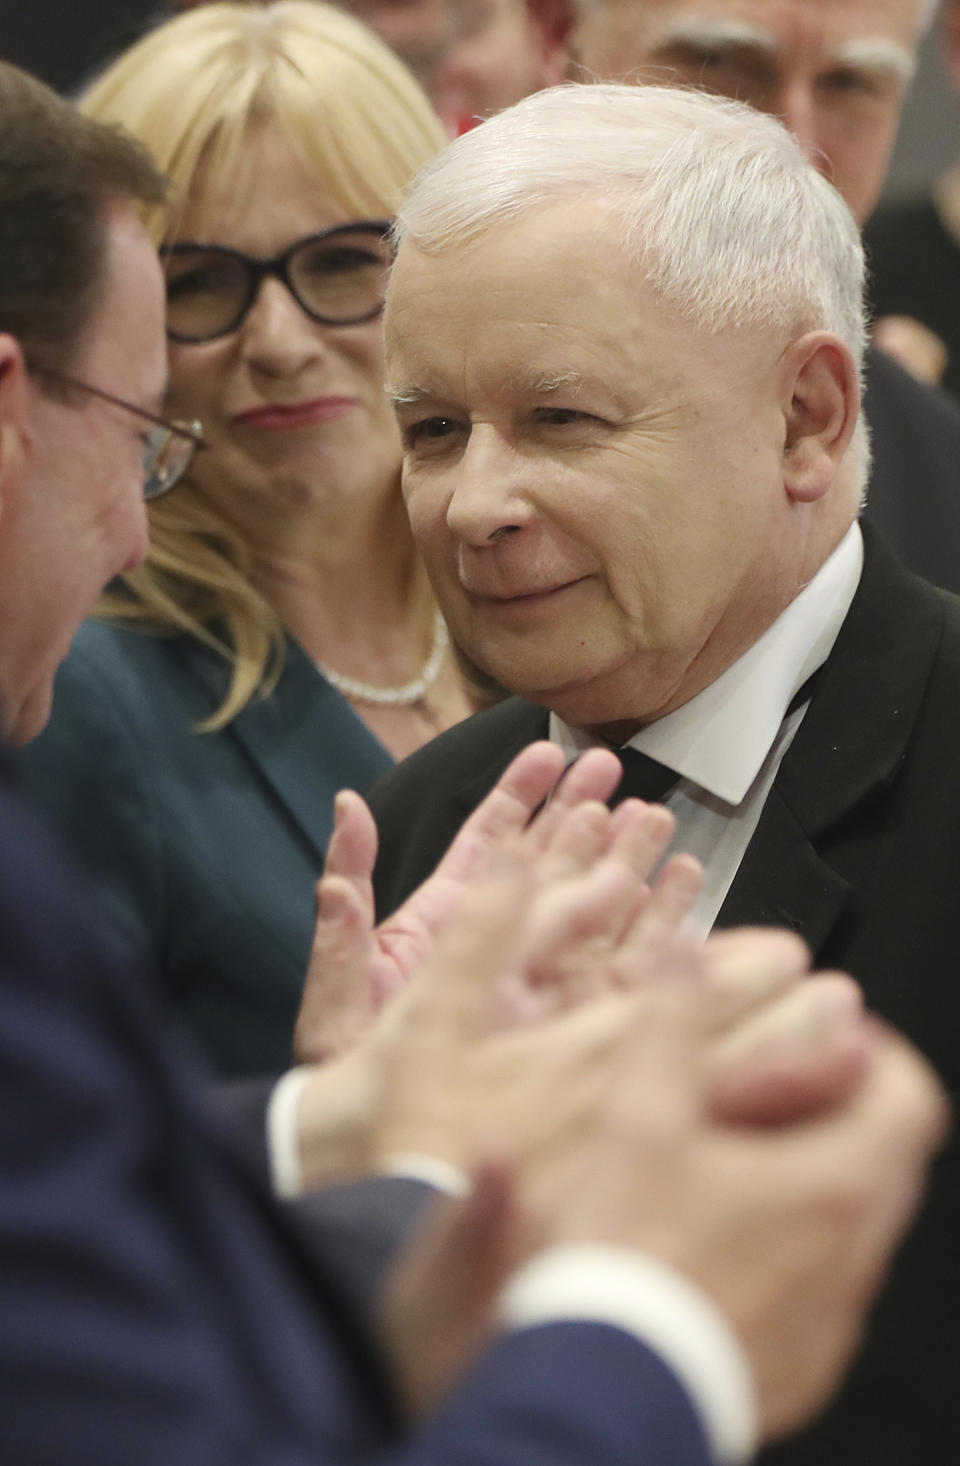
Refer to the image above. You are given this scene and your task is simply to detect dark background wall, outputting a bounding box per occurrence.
[0,1,172,95]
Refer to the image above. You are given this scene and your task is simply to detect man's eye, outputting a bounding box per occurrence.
[691,47,727,70]
[819,67,883,98]
[534,407,592,426]
[405,416,459,445]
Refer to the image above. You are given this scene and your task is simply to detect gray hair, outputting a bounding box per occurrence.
[394,84,868,370]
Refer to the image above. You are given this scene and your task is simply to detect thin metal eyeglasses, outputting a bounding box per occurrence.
[30,366,206,501]
[160,220,393,343]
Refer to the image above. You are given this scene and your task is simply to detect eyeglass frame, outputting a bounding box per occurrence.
[159,219,394,344]
[27,364,206,501]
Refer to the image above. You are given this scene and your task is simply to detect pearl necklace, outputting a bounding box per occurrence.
[317,609,449,706]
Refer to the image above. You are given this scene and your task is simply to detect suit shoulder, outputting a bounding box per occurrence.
[365,697,546,818]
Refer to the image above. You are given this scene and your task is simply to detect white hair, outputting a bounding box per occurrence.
[394,85,867,364]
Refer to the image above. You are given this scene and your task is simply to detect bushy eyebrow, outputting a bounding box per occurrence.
[386,384,429,407]
[508,370,587,395]
[652,17,916,83]
[833,38,917,84]
[387,371,588,408]
[652,17,778,54]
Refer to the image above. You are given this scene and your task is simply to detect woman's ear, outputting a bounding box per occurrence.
[779,332,860,504]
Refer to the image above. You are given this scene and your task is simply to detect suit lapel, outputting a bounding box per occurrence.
[720,527,946,953]
[717,786,851,943]
[180,635,393,861]
[451,698,551,816]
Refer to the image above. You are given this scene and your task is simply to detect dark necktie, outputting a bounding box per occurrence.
[612,746,679,806]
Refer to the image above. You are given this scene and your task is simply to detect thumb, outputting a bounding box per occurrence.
[383,1157,518,1415]
[294,875,375,1062]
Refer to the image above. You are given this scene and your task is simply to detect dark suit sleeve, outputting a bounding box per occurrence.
[388,1321,714,1466]
[0,780,715,1466]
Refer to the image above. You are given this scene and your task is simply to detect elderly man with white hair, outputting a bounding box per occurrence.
[366,82,960,1466]
[1,54,948,1466]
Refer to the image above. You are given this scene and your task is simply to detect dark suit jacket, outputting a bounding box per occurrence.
[367,527,960,1466]
[862,343,960,594]
[14,621,393,1078]
[0,773,714,1466]
[218,1076,436,1326]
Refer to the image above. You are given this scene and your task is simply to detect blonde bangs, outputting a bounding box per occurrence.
[80,2,445,727]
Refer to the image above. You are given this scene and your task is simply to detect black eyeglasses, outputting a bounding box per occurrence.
[161,220,393,344]
[31,366,206,500]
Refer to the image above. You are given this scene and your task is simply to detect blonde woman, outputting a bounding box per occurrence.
[18,2,473,1076]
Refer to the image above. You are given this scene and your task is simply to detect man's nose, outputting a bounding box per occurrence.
[445,429,535,545]
[773,81,825,173]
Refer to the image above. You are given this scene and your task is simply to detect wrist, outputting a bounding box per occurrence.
[295,1046,379,1191]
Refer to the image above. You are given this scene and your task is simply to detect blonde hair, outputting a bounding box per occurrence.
[82,1,446,728]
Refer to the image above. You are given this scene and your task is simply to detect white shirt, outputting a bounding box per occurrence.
[265,538,867,1463]
[552,524,864,934]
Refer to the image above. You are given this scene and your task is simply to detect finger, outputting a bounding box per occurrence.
[523,748,624,851]
[615,853,703,966]
[295,875,375,1062]
[846,1025,951,1280]
[606,977,706,1148]
[431,742,568,884]
[755,1022,950,1302]
[708,975,871,1125]
[606,799,677,880]
[407,853,538,1038]
[698,927,813,1032]
[533,800,614,881]
[518,857,648,1002]
[324,790,379,922]
[843,1021,950,1163]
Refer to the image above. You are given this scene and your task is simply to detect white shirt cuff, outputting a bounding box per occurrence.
[379,1152,469,1195]
[267,1065,314,1199]
[499,1243,757,1466]
[267,1071,471,1201]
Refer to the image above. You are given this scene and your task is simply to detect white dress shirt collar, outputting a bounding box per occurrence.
[553,524,864,805]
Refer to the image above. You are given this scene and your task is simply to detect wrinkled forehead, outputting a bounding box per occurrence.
[636,0,925,71]
[384,216,778,417]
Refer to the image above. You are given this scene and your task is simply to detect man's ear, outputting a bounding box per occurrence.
[525,0,574,83]
[779,332,860,504]
[0,335,34,523]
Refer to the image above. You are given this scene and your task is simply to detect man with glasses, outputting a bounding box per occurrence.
[27,366,204,501]
[0,63,200,744]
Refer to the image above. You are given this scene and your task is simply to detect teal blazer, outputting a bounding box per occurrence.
[15,621,393,1076]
